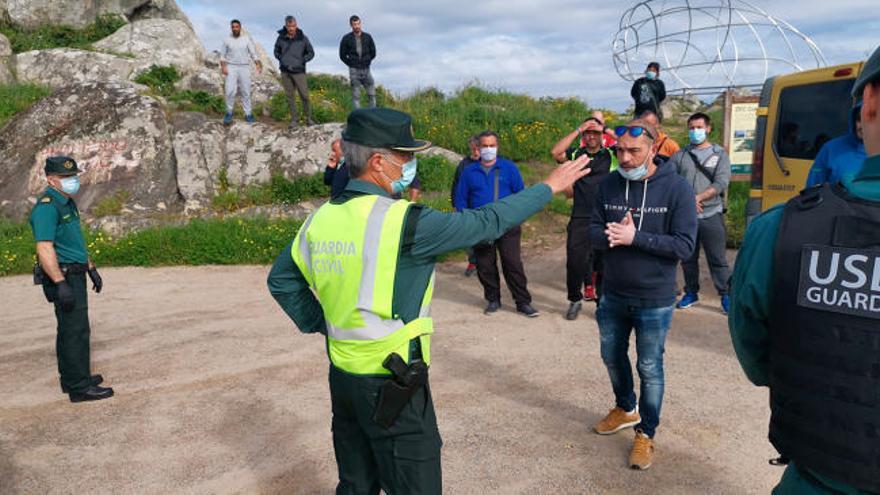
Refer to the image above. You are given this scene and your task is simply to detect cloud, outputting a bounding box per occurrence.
[178,0,879,111]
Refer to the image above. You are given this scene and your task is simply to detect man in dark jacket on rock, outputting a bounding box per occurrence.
[274,15,315,128]
[631,62,667,121]
[339,15,377,109]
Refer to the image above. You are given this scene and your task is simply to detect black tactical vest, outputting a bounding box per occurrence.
[769,183,880,493]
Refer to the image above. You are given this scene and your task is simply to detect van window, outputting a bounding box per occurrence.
[775,79,855,160]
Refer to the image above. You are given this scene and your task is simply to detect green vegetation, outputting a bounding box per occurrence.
[167,90,225,114]
[211,173,327,212]
[0,217,301,276]
[92,190,130,217]
[0,14,126,53]
[0,83,50,127]
[726,182,749,248]
[134,65,181,96]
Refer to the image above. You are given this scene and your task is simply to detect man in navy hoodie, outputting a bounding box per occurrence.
[589,118,697,470]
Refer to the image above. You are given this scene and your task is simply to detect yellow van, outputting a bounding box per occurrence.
[746,62,864,223]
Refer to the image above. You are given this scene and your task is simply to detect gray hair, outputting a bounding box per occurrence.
[468,134,480,147]
[343,140,387,178]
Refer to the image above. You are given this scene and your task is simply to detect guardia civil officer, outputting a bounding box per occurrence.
[30,156,113,403]
[267,108,591,493]
[729,45,880,494]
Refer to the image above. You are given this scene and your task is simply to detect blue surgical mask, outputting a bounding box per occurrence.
[645,71,657,80]
[391,157,417,194]
[59,176,81,195]
[619,164,648,181]
[689,128,707,145]
[480,146,497,162]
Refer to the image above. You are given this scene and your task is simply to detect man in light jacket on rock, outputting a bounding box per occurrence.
[220,19,262,125]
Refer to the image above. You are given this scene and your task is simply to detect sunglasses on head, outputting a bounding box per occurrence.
[614,125,654,140]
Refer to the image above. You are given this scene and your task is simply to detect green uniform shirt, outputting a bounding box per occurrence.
[729,154,880,495]
[29,187,89,264]
[268,178,553,334]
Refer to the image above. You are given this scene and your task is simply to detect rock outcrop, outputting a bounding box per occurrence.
[172,112,341,211]
[2,0,189,30]
[14,48,136,88]
[0,33,12,85]
[92,18,204,75]
[0,82,179,220]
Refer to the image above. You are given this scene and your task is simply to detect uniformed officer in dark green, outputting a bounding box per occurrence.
[30,156,113,403]
[267,108,591,494]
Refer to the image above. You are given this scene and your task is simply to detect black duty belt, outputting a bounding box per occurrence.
[59,263,89,275]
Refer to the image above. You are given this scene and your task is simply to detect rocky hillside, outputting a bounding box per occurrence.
[0,0,466,226]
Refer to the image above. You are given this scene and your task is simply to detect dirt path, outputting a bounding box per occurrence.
[0,248,780,494]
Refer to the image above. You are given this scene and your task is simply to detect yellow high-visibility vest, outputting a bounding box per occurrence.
[291,195,434,375]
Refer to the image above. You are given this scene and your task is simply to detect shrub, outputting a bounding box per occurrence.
[416,155,457,193]
[134,65,181,96]
[167,90,225,114]
[0,14,126,53]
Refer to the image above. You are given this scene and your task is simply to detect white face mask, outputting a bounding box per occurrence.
[480,146,497,162]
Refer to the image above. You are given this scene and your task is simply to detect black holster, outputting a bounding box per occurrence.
[33,264,55,303]
[373,352,428,429]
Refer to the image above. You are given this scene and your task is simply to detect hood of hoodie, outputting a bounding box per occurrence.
[848,102,862,140]
[277,27,305,41]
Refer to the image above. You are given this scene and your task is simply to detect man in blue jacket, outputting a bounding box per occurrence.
[454,131,538,317]
[805,101,866,186]
[589,118,697,470]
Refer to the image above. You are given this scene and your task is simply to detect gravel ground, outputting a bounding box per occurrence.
[0,248,780,494]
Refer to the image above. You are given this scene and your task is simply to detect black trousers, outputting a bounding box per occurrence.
[48,272,92,393]
[566,217,600,303]
[329,365,442,495]
[473,226,531,306]
[681,212,731,296]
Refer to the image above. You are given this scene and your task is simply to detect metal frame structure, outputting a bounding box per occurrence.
[612,0,826,89]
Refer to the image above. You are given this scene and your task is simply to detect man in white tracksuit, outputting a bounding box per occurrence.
[221,19,262,125]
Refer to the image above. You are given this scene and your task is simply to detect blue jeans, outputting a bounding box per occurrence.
[596,292,674,438]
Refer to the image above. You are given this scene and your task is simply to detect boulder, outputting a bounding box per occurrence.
[93,19,205,75]
[0,33,12,85]
[178,67,224,96]
[4,0,189,30]
[13,48,135,88]
[0,82,179,221]
[171,116,343,211]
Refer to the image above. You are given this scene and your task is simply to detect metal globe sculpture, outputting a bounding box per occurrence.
[612,0,827,89]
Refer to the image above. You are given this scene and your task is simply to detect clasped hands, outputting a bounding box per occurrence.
[606,211,637,248]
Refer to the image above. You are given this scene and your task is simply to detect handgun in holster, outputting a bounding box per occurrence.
[33,264,55,303]
[373,352,429,429]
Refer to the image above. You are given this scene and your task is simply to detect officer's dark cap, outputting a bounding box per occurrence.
[342,108,431,152]
[44,156,80,176]
[852,45,880,98]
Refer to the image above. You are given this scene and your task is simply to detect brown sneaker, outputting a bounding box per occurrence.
[629,431,654,470]
[594,407,641,435]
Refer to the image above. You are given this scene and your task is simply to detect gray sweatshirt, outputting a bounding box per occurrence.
[670,143,731,219]
[221,35,258,66]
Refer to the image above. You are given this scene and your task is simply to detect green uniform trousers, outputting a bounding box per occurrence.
[773,463,864,495]
[328,365,442,495]
[48,272,92,393]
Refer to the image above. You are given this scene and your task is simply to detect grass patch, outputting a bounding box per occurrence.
[134,65,181,96]
[167,90,225,114]
[0,217,303,276]
[211,173,327,212]
[0,83,51,127]
[725,181,748,248]
[92,190,130,217]
[0,14,126,53]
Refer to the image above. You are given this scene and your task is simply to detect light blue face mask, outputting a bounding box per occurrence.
[391,157,418,194]
[645,71,657,80]
[689,128,707,145]
[619,153,651,181]
[59,176,81,195]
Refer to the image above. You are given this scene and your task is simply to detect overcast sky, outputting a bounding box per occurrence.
[178,0,879,111]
